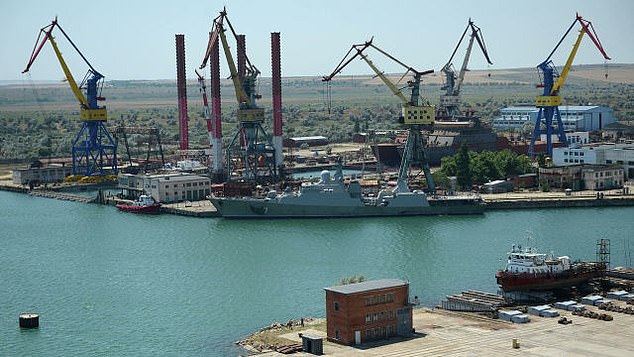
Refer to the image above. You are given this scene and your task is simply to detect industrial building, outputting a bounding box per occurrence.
[118,173,211,203]
[539,164,624,190]
[324,279,412,346]
[492,105,616,131]
[552,143,634,180]
[12,164,73,186]
[283,136,329,148]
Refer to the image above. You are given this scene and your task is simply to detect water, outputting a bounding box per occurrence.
[1,190,632,355]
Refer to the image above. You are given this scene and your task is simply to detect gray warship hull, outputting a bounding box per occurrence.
[209,196,485,218]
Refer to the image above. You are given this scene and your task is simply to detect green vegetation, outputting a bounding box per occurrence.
[440,144,533,189]
[2,65,633,162]
[338,274,366,285]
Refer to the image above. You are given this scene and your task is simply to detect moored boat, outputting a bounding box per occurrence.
[496,245,606,292]
[209,166,484,218]
[116,194,161,214]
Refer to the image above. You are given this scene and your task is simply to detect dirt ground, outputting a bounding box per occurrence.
[252,301,634,356]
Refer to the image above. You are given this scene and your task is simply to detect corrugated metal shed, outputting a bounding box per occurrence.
[498,310,522,321]
[555,301,577,310]
[607,290,628,299]
[581,295,603,305]
[511,314,529,323]
[539,309,560,318]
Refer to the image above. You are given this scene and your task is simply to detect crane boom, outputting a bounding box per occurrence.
[323,38,435,125]
[47,33,89,108]
[323,38,436,193]
[201,9,263,122]
[440,19,492,117]
[535,14,610,107]
[358,50,409,104]
[529,13,610,158]
[22,17,106,121]
[549,15,610,96]
[22,17,116,176]
[218,22,250,106]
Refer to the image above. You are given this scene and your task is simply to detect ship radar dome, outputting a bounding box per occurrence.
[320,170,331,183]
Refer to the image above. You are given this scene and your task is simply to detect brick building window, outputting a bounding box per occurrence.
[365,314,371,324]
[334,302,339,311]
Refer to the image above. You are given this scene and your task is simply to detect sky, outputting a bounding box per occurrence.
[1,0,633,81]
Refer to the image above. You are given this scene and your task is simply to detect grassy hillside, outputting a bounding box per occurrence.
[1,64,633,162]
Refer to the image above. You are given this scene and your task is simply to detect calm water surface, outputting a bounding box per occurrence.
[1,190,632,355]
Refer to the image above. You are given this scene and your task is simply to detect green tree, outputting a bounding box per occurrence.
[432,170,449,189]
[455,144,472,189]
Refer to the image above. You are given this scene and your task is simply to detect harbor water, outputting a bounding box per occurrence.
[1,190,632,355]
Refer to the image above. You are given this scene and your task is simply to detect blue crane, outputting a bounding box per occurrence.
[528,14,610,158]
[23,18,117,176]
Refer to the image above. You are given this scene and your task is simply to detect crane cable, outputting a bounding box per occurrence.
[325,81,332,116]
[23,72,53,160]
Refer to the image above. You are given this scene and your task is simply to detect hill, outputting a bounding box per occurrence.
[0,64,632,161]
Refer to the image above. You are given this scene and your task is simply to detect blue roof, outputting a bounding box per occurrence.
[324,279,407,295]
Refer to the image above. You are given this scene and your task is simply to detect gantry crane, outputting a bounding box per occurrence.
[23,17,117,176]
[199,8,277,182]
[440,19,492,119]
[529,13,610,157]
[323,38,436,193]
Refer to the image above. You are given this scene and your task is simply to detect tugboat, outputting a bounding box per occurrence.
[116,194,161,214]
[496,244,606,292]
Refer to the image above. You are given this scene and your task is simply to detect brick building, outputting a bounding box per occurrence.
[324,279,412,345]
[539,164,624,191]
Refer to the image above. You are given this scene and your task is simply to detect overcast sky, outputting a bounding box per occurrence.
[2,0,632,81]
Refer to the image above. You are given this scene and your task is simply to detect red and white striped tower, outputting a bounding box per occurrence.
[271,32,283,167]
[175,34,188,158]
[236,34,247,149]
[210,35,223,176]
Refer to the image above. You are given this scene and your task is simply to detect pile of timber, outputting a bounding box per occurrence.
[28,190,95,203]
[441,290,507,312]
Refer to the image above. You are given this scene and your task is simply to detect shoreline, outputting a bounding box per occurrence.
[2,180,634,216]
[242,301,634,356]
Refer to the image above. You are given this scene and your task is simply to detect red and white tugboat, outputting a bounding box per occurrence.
[116,194,161,214]
[496,244,606,292]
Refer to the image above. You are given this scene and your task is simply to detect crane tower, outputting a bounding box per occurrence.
[23,18,117,176]
[324,39,436,193]
[199,9,279,183]
[528,14,610,157]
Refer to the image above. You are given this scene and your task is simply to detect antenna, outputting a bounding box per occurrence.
[596,238,610,268]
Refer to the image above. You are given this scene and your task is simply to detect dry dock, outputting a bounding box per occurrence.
[253,301,634,356]
[160,200,219,217]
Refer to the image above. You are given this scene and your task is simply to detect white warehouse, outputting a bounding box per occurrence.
[492,105,616,131]
[552,143,634,180]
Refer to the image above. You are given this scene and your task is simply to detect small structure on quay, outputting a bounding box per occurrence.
[324,279,412,345]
